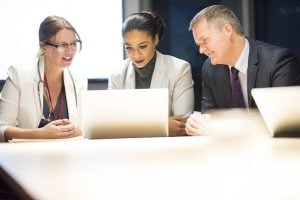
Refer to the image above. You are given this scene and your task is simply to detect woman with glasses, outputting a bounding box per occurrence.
[0,16,87,142]
[108,11,194,136]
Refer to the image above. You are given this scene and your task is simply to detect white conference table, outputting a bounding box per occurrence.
[1,135,300,200]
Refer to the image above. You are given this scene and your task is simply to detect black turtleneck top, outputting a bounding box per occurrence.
[133,53,156,89]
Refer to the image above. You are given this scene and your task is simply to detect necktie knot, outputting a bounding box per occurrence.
[231,67,239,80]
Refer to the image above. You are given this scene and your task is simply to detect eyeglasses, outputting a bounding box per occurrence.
[44,39,82,53]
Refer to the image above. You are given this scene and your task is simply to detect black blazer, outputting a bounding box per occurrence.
[201,39,300,112]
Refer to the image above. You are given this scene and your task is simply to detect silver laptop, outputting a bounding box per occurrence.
[251,86,300,137]
[81,88,169,139]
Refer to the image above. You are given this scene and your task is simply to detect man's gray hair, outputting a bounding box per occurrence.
[188,5,244,36]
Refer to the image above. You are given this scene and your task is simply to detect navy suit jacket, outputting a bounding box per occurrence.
[201,39,300,112]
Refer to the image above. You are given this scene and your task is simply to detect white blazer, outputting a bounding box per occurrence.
[108,51,194,116]
[0,57,87,142]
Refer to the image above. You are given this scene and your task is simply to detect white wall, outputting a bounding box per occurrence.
[0,0,123,79]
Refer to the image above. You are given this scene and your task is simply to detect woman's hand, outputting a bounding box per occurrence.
[39,119,81,139]
[169,115,189,136]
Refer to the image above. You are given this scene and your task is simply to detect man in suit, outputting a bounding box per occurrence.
[185,5,300,135]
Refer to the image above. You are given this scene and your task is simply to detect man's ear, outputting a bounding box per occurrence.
[223,23,233,38]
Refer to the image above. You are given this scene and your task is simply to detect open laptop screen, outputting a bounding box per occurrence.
[251,86,300,137]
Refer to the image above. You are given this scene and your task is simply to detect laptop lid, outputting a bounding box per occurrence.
[251,86,300,137]
[81,88,169,139]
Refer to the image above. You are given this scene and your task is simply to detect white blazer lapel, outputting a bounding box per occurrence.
[123,62,136,89]
[64,69,77,122]
[34,58,44,120]
[150,51,167,88]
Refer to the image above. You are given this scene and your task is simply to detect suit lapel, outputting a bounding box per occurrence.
[247,40,259,106]
[150,51,166,88]
[219,66,233,107]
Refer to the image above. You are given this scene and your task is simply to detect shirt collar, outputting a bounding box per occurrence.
[232,38,249,75]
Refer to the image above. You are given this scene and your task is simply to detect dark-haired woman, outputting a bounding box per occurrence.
[108,11,194,136]
[0,16,87,142]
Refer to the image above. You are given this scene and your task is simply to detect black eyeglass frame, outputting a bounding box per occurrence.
[43,39,82,51]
